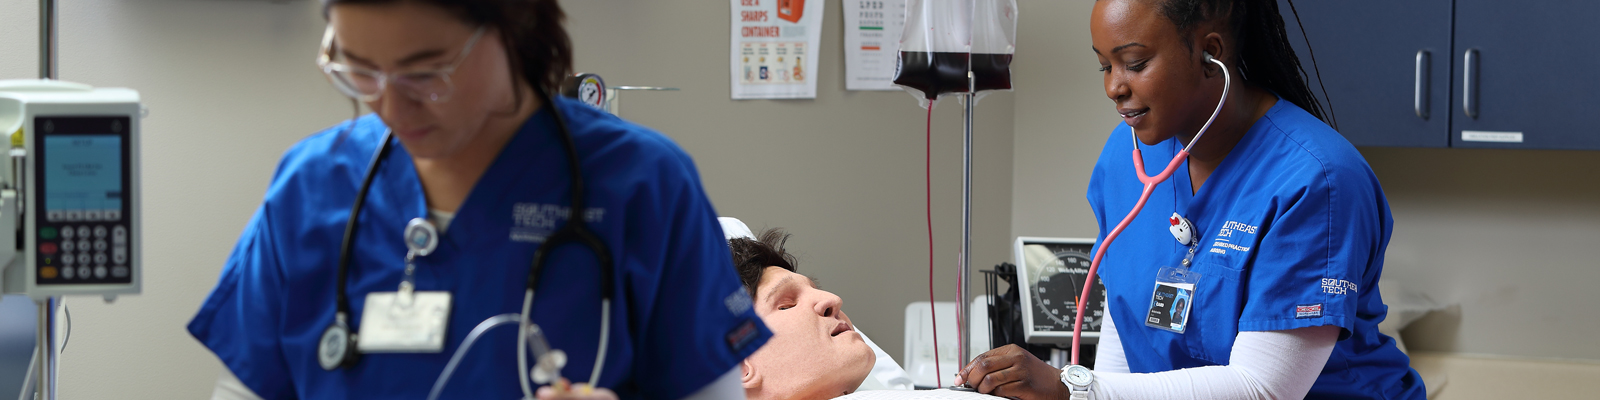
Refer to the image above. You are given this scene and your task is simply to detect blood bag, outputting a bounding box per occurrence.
[971,0,1017,94]
[893,0,1017,109]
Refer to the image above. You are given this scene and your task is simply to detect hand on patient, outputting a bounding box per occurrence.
[955,345,1068,400]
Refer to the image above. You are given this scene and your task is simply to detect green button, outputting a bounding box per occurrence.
[39,227,57,240]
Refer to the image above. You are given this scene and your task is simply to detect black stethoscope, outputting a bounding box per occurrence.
[315,93,616,391]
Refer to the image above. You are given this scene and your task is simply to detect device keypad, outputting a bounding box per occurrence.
[36,222,132,285]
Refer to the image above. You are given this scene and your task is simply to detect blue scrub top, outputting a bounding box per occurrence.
[188,97,771,400]
[1087,100,1425,399]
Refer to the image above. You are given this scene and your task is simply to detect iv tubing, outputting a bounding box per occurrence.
[1070,56,1231,365]
[590,299,610,385]
[925,104,942,388]
[430,313,522,400]
[518,290,536,399]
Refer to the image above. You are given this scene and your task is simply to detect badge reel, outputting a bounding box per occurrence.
[358,218,454,353]
[1147,214,1201,334]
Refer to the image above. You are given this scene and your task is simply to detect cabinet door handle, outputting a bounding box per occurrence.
[1415,50,1430,119]
[1463,48,1479,119]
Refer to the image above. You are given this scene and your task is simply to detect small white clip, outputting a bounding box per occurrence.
[1168,213,1196,246]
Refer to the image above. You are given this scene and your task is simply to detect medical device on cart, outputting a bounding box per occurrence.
[0,2,144,399]
[1012,237,1104,347]
[0,80,143,300]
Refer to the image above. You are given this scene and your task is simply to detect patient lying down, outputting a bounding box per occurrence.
[730,229,877,400]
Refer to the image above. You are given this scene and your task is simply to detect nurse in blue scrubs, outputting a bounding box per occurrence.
[187,1,769,399]
[957,1,1425,399]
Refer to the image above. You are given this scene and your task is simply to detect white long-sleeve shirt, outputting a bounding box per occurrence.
[1088,307,1339,400]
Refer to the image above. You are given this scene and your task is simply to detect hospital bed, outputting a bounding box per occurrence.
[0,295,36,400]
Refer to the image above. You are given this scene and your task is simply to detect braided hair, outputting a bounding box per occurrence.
[1148,0,1336,128]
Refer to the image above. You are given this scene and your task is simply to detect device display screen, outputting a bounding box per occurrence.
[33,116,133,285]
[43,135,122,216]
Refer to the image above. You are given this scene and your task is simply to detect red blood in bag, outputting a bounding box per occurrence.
[971,53,1013,92]
[895,51,970,100]
[895,52,1013,99]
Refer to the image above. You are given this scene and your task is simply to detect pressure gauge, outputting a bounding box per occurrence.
[1032,249,1103,332]
[1014,237,1105,345]
[560,73,606,110]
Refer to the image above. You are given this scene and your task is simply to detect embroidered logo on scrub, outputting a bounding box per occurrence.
[1208,220,1258,255]
[1321,278,1358,295]
[510,203,607,243]
[1295,304,1323,319]
[724,287,753,315]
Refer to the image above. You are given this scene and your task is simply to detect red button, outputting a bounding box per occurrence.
[39,242,57,255]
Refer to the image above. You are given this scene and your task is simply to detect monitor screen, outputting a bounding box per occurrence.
[1013,237,1105,345]
[43,135,122,216]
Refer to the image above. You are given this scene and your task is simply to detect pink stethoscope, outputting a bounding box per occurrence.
[1069,53,1231,365]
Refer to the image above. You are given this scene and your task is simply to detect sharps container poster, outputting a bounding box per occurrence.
[731,0,825,99]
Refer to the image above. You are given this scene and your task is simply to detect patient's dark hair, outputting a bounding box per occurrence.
[728,228,798,299]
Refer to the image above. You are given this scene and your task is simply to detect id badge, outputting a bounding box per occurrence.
[357,291,452,353]
[1145,266,1199,333]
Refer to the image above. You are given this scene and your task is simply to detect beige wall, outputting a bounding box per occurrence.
[1364,147,1600,360]
[562,0,1016,366]
[1009,0,1118,241]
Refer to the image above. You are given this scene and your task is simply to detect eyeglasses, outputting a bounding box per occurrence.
[317,26,486,103]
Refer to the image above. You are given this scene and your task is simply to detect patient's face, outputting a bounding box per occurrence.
[745,267,875,400]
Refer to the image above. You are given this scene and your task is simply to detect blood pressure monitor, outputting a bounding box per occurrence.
[1013,237,1104,345]
[0,79,141,299]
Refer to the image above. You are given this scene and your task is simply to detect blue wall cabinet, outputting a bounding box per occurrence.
[1450,1,1600,149]
[1279,0,1600,150]
[1278,0,1453,148]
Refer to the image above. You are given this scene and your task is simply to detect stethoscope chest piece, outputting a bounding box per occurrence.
[319,315,359,370]
[405,218,440,257]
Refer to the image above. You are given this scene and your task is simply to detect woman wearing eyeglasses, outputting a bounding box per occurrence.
[187,1,769,399]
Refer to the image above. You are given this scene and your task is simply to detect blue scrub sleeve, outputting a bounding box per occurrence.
[629,153,770,400]
[1237,174,1378,339]
[187,207,296,400]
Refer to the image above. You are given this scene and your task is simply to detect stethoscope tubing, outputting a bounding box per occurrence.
[1069,56,1231,365]
[327,92,614,398]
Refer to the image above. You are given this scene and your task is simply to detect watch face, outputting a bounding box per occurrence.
[1064,365,1093,386]
[1027,246,1105,333]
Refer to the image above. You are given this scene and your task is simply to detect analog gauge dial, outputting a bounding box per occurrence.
[560,73,607,110]
[1030,249,1105,332]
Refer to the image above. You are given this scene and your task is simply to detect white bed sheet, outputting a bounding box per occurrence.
[837,389,1002,399]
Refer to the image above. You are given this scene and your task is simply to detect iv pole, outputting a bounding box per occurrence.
[957,71,974,367]
[33,0,61,399]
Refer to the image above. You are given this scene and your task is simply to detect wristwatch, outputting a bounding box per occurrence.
[1061,365,1094,400]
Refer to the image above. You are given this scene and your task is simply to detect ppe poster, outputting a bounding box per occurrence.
[731,0,825,99]
[844,0,907,91]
